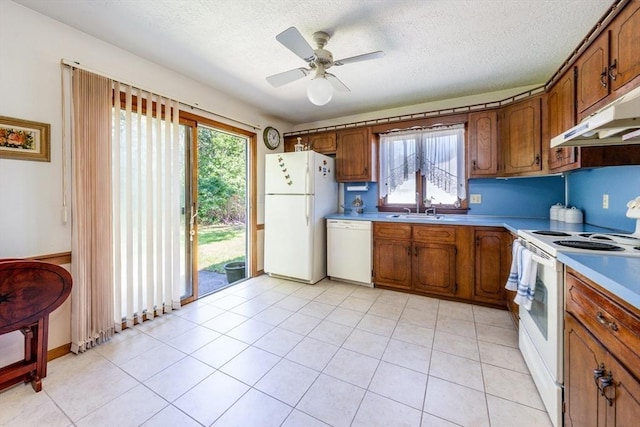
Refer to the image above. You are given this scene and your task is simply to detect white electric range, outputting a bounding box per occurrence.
[518,230,640,257]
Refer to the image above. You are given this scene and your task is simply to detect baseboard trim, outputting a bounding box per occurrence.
[47,343,71,361]
[32,251,72,265]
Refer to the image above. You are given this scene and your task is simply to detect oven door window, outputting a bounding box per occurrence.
[528,275,548,339]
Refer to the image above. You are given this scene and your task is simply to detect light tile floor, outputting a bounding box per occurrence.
[0,276,553,427]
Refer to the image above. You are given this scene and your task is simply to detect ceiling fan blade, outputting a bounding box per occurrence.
[266,68,310,87]
[334,51,385,66]
[276,27,316,62]
[326,73,350,92]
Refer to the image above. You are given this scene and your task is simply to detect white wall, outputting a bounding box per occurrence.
[0,1,289,359]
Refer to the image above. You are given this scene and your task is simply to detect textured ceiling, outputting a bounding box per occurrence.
[15,0,613,125]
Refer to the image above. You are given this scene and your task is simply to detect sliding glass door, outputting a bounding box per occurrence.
[180,118,251,301]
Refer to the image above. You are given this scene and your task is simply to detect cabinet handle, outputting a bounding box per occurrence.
[593,364,615,406]
[475,236,480,247]
[600,67,608,88]
[608,59,617,81]
[598,375,615,406]
[596,311,619,331]
[593,364,605,385]
[414,246,418,257]
[472,160,477,170]
[407,247,411,256]
[535,154,540,165]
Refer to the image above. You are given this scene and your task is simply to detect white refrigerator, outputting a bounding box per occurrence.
[264,151,338,284]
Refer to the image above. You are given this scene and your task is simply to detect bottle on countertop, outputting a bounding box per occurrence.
[352,195,364,215]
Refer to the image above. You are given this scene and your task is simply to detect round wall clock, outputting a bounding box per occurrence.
[263,126,281,150]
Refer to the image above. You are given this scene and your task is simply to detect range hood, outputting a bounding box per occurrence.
[551,85,640,147]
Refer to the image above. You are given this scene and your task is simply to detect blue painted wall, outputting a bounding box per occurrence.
[343,178,566,218]
[567,165,640,232]
[343,183,380,213]
[467,176,565,217]
[342,166,640,232]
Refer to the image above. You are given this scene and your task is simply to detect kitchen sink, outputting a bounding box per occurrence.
[386,214,448,220]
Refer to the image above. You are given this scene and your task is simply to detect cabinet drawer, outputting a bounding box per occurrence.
[566,270,640,377]
[374,222,411,240]
[413,225,456,243]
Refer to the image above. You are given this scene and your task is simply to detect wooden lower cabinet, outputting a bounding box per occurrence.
[413,242,456,296]
[564,313,608,427]
[473,228,511,306]
[564,269,640,427]
[373,222,509,307]
[565,313,640,427]
[372,239,412,290]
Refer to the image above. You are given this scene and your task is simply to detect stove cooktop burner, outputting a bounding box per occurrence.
[533,231,572,236]
[554,240,625,251]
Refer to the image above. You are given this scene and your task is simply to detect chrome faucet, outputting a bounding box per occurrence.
[425,206,437,216]
[403,207,411,214]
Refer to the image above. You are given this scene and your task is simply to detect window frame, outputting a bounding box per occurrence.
[376,122,469,214]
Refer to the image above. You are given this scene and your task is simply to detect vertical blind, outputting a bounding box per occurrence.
[112,83,182,329]
[68,66,185,352]
[70,69,115,353]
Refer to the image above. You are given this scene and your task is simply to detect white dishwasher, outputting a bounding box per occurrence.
[326,219,373,287]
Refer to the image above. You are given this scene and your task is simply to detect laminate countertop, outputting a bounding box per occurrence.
[326,212,639,309]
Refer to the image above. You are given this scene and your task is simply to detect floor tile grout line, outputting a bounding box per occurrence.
[24,277,538,427]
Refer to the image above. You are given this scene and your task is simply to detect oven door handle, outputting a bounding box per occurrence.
[530,253,555,268]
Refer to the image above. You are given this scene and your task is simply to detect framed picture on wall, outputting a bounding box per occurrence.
[0,116,51,162]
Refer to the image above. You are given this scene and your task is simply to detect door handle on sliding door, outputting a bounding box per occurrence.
[190,204,198,241]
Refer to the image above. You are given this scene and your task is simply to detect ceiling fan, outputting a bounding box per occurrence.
[266,27,385,105]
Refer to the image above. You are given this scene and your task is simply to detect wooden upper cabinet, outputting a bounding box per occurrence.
[576,33,609,116]
[468,110,499,177]
[283,135,307,152]
[547,69,578,172]
[336,127,377,182]
[501,96,542,175]
[609,1,640,92]
[576,0,640,118]
[309,132,337,154]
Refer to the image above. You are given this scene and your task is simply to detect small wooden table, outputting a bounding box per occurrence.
[0,260,72,392]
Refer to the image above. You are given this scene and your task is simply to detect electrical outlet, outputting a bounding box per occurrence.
[603,194,609,209]
[470,194,482,204]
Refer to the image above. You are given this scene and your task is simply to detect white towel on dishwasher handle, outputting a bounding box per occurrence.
[505,239,538,310]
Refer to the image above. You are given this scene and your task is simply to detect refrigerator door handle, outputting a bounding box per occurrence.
[305,195,310,226]
[305,160,310,194]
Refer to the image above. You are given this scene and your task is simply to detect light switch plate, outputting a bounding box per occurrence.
[470,194,482,204]
[603,194,609,209]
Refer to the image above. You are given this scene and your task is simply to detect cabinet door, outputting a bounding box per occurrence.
[501,97,542,174]
[473,229,509,305]
[609,2,640,92]
[468,111,499,177]
[309,132,337,154]
[547,70,578,172]
[576,33,610,116]
[336,128,374,182]
[413,242,456,296]
[605,351,640,427]
[373,239,412,290]
[564,314,607,427]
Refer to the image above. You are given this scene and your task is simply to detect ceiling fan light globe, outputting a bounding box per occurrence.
[307,77,333,105]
